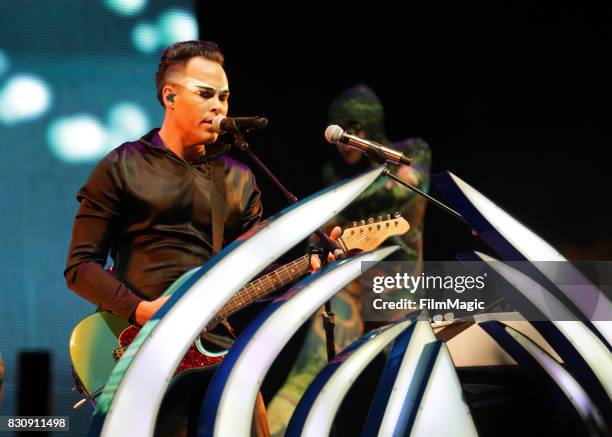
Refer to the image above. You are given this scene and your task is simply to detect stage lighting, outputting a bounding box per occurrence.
[0,75,52,125]
[104,0,148,16]
[47,114,107,163]
[131,22,159,53]
[157,9,198,46]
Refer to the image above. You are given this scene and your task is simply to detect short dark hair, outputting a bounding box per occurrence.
[155,40,225,106]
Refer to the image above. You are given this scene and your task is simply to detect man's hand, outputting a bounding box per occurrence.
[309,226,343,272]
[134,295,171,326]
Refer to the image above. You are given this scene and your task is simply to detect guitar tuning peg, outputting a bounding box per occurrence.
[360,220,366,226]
[352,221,357,228]
[394,211,401,218]
[377,216,383,222]
[386,214,391,220]
[367,218,374,224]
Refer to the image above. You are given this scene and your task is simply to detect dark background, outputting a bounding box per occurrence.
[198,3,612,261]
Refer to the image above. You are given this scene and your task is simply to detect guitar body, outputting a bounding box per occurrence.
[70,312,226,400]
[69,311,129,399]
[118,325,225,374]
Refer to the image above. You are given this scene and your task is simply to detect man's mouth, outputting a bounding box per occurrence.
[200,120,215,129]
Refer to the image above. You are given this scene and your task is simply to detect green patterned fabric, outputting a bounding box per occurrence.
[327,83,390,145]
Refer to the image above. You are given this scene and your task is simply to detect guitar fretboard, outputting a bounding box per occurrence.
[205,240,341,330]
[202,215,408,332]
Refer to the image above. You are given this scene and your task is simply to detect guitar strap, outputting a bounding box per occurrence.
[210,158,226,254]
[210,157,246,342]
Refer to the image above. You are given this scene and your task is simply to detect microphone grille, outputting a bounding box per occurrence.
[211,115,226,133]
[325,125,344,143]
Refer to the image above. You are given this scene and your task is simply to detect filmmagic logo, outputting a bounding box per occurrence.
[372,297,486,312]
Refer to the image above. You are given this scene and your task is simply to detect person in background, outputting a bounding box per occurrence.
[267,83,431,436]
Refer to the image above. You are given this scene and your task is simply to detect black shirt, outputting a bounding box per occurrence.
[64,129,263,320]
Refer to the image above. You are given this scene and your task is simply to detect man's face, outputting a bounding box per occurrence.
[336,143,363,164]
[166,56,229,146]
[336,124,366,164]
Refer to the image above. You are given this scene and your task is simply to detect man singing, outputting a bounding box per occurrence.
[65,40,332,437]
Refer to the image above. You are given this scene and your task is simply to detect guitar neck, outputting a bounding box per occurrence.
[203,213,409,331]
[205,254,309,329]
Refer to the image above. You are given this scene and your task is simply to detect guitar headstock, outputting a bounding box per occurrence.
[340,213,410,253]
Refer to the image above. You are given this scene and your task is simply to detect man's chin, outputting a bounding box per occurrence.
[207,133,219,144]
[189,132,217,146]
[200,126,218,144]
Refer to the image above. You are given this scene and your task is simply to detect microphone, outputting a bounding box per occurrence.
[212,115,268,133]
[324,125,412,166]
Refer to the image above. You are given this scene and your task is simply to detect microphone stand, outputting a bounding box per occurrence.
[229,128,339,363]
[365,149,476,233]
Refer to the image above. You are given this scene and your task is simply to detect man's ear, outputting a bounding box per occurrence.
[162,85,176,107]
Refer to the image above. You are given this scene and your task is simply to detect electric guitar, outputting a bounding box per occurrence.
[69,215,410,401]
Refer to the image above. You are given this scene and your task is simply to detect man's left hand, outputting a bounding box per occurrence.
[309,226,342,273]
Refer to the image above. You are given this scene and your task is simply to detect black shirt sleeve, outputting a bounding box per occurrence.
[64,153,143,321]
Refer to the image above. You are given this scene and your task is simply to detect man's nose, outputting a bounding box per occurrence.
[210,96,226,114]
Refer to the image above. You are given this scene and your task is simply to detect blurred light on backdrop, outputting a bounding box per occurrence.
[104,0,148,17]
[158,9,198,45]
[47,114,107,164]
[131,22,159,53]
[0,74,52,125]
[131,9,197,54]
[106,102,151,146]
[47,103,151,164]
